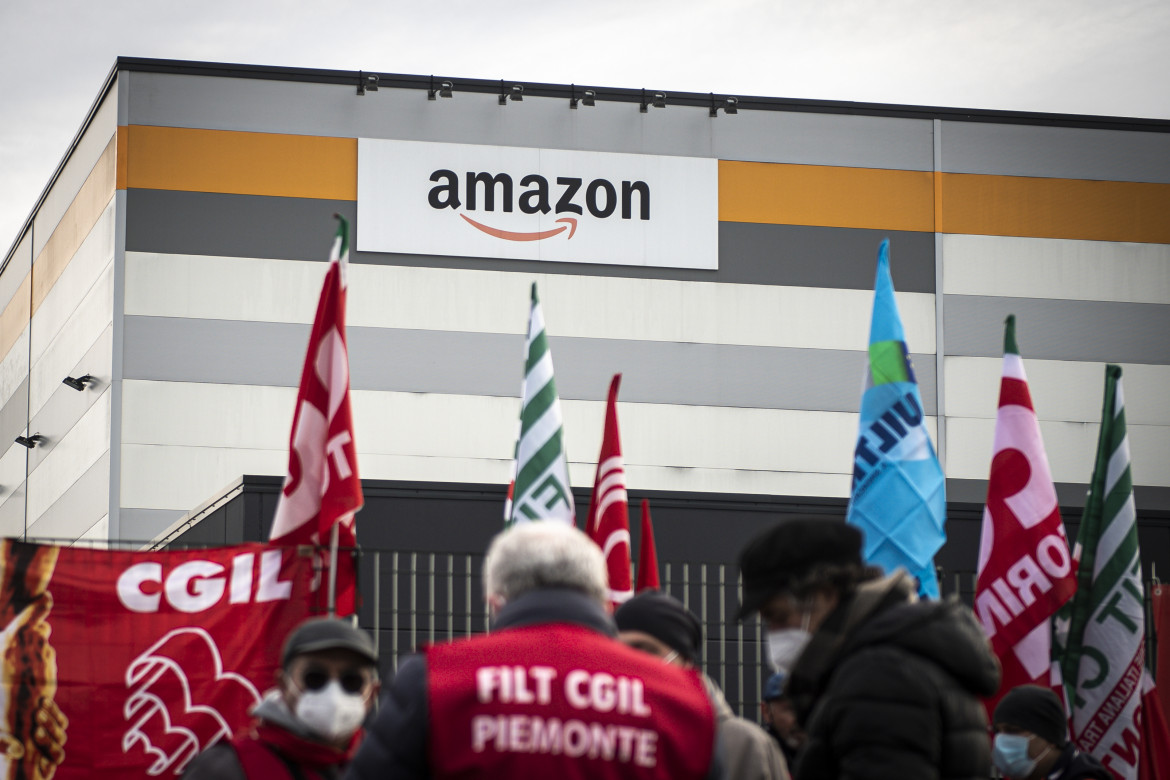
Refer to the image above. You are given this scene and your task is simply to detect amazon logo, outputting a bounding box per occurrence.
[427,170,650,242]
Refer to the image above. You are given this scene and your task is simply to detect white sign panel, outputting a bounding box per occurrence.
[357,140,718,270]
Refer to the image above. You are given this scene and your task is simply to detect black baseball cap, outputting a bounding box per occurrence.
[281,617,378,667]
[738,517,863,619]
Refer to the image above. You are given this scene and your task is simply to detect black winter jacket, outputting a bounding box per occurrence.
[787,573,1001,780]
[1045,743,1112,780]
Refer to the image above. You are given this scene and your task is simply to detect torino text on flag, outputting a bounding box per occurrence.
[975,315,1076,711]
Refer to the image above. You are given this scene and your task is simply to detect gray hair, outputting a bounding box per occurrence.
[483,522,608,606]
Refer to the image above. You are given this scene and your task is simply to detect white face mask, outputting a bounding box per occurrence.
[294,680,368,742]
[765,609,813,674]
[766,628,812,674]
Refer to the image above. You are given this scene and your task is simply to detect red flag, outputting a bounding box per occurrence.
[974,316,1076,712]
[586,374,633,608]
[636,499,660,592]
[269,216,362,615]
[1155,585,1170,718]
[1140,675,1170,780]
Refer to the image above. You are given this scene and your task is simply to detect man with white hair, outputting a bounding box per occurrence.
[346,522,723,780]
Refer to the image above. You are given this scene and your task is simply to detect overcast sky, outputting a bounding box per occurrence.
[2,0,1168,254]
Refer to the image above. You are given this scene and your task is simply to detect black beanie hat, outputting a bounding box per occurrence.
[993,685,1068,746]
[614,592,703,664]
[738,517,863,619]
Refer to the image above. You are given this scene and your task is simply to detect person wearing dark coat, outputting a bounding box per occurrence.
[346,522,725,780]
[183,618,380,780]
[737,516,1002,780]
[615,591,790,780]
[992,685,1112,780]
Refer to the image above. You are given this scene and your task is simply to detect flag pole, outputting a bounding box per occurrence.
[327,522,340,617]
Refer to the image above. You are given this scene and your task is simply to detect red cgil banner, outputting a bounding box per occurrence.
[0,539,323,780]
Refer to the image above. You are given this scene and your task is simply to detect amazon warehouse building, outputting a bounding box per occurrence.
[2,57,1169,709]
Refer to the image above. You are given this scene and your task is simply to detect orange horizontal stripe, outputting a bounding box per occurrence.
[115,129,1169,244]
[120,126,357,201]
[719,160,935,233]
[939,172,1170,244]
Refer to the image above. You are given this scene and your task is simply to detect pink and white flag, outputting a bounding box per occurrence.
[974,315,1077,713]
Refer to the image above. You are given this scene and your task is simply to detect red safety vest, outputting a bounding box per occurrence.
[426,622,716,780]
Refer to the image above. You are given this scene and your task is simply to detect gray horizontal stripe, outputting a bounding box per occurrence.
[126,72,934,171]
[125,189,935,292]
[941,122,1170,183]
[0,378,28,452]
[122,316,939,415]
[946,478,1170,512]
[944,295,1170,364]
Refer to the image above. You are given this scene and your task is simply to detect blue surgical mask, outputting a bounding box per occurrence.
[993,733,1042,778]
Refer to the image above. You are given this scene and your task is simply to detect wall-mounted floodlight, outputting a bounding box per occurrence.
[62,374,96,391]
[499,83,524,105]
[710,95,739,117]
[429,77,453,100]
[357,72,380,96]
[640,89,666,113]
[14,434,45,449]
[570,85,596,109]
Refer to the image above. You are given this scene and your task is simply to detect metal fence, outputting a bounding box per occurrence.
[357,549,1163,721]
[357,551,992,719]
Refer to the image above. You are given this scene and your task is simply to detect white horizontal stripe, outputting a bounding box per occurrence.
[30,262,114,417]
[943,234,1170,304]
[26,389,110,523]
[124,252,936,352]
[119,445,859,512]
[944,416,1170,486]
[117,380,922,511]
[945,358,1170,427]
[122,380,902,472]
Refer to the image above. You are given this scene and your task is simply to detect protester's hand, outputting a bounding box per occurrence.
[0,595,66,780]
[29,697,68,780]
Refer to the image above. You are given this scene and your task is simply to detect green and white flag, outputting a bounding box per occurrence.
[1055,365,1146,779]
[504,283,575,525]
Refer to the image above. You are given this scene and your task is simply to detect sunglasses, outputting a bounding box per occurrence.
[299,667,370,695]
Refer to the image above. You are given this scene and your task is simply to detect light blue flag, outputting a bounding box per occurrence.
[846,239,946,598]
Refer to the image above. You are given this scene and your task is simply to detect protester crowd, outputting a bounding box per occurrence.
[182,516,1120,780]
